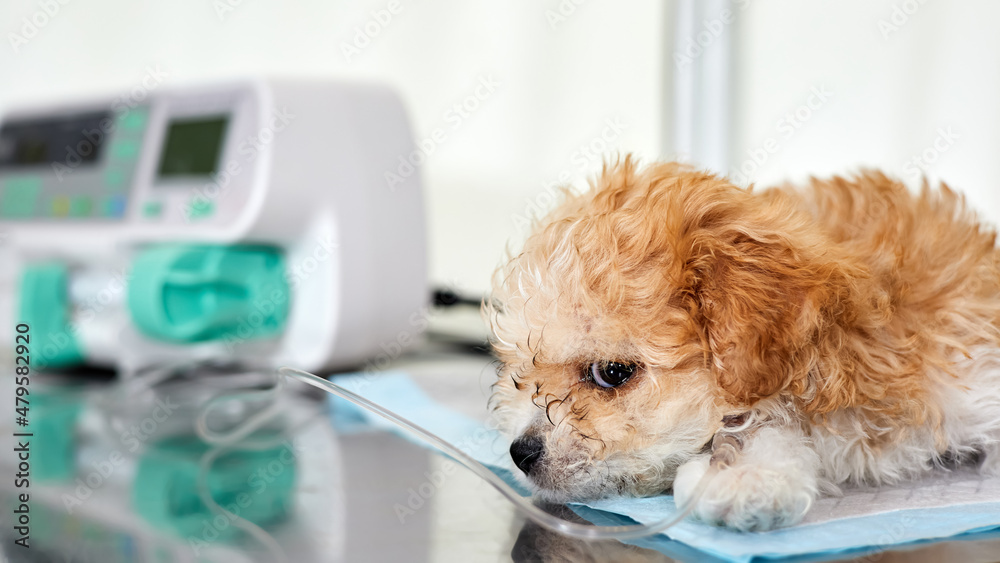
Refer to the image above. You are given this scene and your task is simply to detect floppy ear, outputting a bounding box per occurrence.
[686,204,854,406]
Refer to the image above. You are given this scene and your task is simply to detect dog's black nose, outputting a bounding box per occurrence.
[510,435,545,474]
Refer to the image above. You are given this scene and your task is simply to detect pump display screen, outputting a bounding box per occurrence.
[0,111,110,169]
[156,115,229,178]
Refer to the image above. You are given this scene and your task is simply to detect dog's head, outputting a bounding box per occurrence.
[486,157,858,500]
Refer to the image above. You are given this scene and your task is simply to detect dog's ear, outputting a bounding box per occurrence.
[684,193,854,406]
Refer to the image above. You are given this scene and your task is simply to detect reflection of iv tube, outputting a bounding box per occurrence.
[99,362,311,563]
[278,367,742,541]
[195,378,291,563]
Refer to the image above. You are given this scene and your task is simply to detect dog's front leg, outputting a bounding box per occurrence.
[672,425,820,531]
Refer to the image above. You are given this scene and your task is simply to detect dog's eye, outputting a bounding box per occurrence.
[587,361,636,388]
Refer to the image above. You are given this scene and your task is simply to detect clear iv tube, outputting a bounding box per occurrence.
[278,367,726,541]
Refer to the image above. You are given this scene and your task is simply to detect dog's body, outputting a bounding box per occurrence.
[487,158,1000,531]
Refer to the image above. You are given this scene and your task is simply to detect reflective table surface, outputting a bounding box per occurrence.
[3,346,1000,563]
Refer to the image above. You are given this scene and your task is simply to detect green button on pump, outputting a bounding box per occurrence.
[105,169,126,189]
[109,140,139,160]
[142,201,163,218]
[19,263,84,369]
[119,108,148,131]
[127,245,290,343]
[69,196,92,217]
[187,198,215,220]
[2,177,42,218]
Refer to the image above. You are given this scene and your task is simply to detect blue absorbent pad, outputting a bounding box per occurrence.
[326,371,1000,562]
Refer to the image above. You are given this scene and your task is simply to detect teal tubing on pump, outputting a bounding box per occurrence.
[19,263,84,369]
[128,245,290,344]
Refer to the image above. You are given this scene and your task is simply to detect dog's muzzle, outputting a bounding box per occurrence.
[510,435,546,474]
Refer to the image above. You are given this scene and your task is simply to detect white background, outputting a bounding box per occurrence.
[729,0,1000,224]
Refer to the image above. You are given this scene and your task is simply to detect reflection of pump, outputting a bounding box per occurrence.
[134,434,296,542]
[1,367,345,563]
[0,78,427,374]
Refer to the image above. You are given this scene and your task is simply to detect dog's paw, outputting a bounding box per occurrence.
[674,456,815,532]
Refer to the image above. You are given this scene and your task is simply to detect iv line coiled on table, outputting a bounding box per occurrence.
[278,366,733,541]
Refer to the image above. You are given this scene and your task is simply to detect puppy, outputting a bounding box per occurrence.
[486,157,1000,531]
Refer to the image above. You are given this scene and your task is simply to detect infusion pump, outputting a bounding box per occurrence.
[0,78,426,374]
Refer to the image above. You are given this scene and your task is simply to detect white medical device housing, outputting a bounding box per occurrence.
[0,78,426,374]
